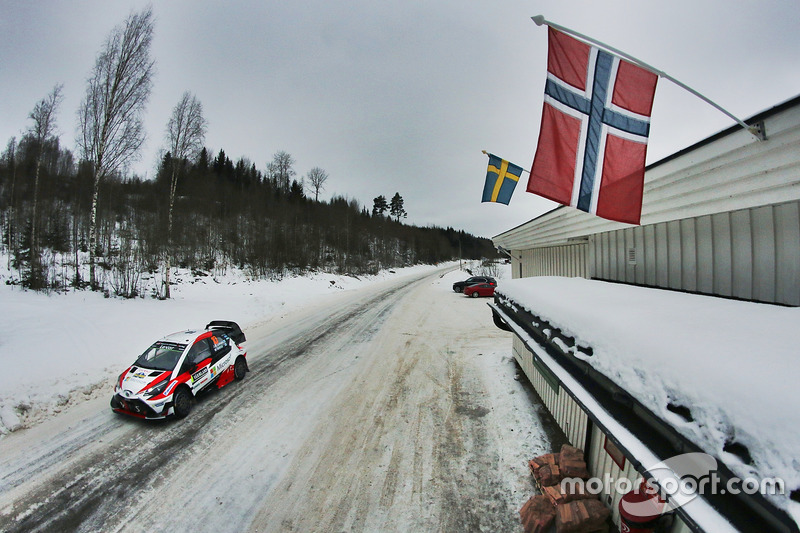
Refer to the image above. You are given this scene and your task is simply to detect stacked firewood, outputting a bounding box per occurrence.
[519,444,611,533]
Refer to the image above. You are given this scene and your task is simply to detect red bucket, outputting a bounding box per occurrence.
[619,480,665,533]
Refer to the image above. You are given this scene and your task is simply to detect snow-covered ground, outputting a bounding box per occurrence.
[0,260,509,435]
[0,260,468,434]
[0,259,561,532]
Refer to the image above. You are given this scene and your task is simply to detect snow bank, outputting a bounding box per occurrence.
[0,262,451,434]
[496,277,800,520]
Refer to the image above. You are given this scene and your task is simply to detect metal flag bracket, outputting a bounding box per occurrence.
[749,120,767,141]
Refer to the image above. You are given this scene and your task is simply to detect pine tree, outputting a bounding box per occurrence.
[372,195,388,217]
[288,179,305,202]
[389,192,406,222]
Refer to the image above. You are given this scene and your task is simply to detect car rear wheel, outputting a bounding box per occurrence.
[234,356,247,381]
[173,386,192,419]
[471,291,479,298]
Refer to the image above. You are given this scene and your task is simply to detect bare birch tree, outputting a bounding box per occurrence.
[3,137,18,271]
[163,91,207,298]
[267,151,295,194]
[305,166,328,202]
[26,84,64,288]
[77,7,155,289]
[28,86,64,247]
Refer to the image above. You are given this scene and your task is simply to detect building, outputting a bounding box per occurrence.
[491,95,800,532]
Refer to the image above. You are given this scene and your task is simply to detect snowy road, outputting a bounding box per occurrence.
[0,267,555,532]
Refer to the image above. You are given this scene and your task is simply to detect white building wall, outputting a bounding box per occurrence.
[589,199,800,305]
[515,243,588,279]
[512,337,588,450]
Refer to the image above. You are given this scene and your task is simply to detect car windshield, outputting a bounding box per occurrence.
[134,341,187,371]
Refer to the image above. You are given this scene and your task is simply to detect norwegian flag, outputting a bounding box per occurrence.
[528,27,658,225]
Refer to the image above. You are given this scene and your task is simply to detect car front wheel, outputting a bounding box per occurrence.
[172,386,192,419]
[471,291,480,298]
[454,287,462,293]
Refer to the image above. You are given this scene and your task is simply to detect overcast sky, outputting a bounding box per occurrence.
[2,0,799,238]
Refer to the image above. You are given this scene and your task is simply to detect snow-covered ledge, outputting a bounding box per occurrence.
[492,277,800,531]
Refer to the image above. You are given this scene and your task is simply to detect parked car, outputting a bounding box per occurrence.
[464,283,496,298]
[110,320,248,420]
[452,276,497,293]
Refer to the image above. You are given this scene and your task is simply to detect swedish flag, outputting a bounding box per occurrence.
[482,153,524,204]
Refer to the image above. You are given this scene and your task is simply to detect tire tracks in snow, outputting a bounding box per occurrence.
[246,273,526,533]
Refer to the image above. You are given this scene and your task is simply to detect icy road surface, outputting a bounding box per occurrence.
[0,267,555,532]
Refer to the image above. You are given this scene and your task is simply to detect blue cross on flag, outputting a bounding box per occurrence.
[528,27,658,224]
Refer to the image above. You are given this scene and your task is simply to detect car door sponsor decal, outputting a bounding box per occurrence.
[192,367,208,382]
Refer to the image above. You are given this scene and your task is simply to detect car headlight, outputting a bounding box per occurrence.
[143,380,169,399]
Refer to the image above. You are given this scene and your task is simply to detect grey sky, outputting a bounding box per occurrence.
[2,0,799,238]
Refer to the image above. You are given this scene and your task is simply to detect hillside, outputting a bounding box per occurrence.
[0,140,496,296]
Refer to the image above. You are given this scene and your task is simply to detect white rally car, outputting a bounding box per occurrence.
[110,321,248,419]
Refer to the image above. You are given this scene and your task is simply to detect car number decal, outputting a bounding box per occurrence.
[192,367,208,381]
[211,335,228,352]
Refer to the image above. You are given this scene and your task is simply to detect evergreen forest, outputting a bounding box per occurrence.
[0,139,496,297]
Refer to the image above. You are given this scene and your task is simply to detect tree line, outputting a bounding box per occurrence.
[0,7,496,297]
[0,139,494,296]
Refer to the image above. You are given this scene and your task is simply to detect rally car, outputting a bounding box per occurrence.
[110,320,248,419]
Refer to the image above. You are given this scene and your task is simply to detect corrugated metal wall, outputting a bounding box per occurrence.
[515,243,589,279]
[513,337,589,449]
[589,199,800,305]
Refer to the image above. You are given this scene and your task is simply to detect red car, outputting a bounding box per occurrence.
[464,283,496,298]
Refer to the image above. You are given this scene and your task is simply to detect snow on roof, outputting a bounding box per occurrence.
[161,329,203,344]
[495,276,800,523]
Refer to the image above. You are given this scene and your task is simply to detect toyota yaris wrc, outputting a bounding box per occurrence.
[111,320,248,419]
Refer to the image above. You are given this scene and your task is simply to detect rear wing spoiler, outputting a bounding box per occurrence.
[206,320,246,345]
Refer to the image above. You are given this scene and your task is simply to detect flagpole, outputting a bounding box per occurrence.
[531,15,765,141]
[482,150,531,174]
